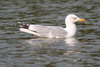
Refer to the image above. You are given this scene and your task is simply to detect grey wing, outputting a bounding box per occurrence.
[49,26,68,37]
[29,25,67,37]
[29,25,51,37]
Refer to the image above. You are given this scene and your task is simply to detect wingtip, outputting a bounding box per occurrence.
[17,22,21,24]
[17,22,24,25]
[17,22,20,23]
[17,22,29,29]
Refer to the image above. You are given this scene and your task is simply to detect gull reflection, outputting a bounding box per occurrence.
[25,37,79,47]
[24,37,82,63]
[64,37,79,46]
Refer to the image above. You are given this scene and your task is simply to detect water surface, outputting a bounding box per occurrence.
[0,0,100,67]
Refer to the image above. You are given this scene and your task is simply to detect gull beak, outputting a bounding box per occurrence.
[78,19,86,22]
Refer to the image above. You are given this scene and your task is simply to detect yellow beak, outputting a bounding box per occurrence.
[78,19,86,22]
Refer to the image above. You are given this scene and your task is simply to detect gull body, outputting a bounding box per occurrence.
[18,14,86,38]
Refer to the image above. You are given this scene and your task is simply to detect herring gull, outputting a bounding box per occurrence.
[17,14,86,38]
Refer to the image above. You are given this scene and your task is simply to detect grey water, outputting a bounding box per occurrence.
[0,0,100,67]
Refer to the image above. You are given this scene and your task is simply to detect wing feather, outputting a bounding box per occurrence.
[29,25,67,37]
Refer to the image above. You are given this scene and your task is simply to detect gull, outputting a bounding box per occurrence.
[17,14,86,38]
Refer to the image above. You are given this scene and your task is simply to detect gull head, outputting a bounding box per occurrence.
[65,14,86,24]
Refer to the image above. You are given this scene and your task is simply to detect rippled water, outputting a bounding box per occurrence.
[0,0,100,67]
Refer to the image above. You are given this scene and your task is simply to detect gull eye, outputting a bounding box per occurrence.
[73,17,77,19]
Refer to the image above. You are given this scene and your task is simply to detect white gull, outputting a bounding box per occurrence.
[17,14,86,38]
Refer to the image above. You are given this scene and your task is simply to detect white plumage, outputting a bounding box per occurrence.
[18,14,86,38]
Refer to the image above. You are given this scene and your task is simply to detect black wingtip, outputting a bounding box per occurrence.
[17,22,29,29]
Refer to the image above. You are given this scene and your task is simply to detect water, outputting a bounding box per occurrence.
[0,0,100,67]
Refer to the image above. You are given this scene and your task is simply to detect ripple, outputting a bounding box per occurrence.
[0,0,100,67]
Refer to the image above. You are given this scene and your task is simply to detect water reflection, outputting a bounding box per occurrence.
[19,37,85,67]
[25,37,79,47]
[21,37,99,67]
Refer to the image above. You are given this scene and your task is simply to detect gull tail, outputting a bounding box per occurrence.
[17,22,40,36]
[17,22,29,29]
